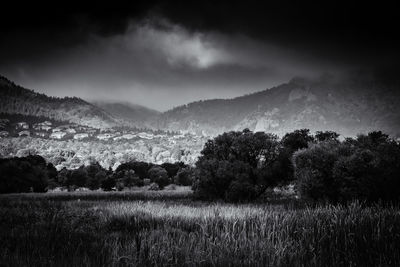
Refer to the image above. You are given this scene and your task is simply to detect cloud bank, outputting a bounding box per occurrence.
[0,17,381,110]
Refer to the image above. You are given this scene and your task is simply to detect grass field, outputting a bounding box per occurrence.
[1,190,400,266]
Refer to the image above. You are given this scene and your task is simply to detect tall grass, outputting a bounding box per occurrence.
[1,195,400,266]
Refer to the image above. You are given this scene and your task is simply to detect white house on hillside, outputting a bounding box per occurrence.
[18,130,30,137]
[16,122,29,129]
[50,131,66,139]
[74,133,89,140]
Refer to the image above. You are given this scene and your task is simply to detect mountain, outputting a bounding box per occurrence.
[0,75,117,128]
[154,76,400,137]
[2,74,399,138]
[93,101,160,128]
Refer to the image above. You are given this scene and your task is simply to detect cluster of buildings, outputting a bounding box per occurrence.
[0,119,203,143]
[0,119,10,137]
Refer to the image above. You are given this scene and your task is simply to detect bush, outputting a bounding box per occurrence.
[174,167,194,186]
[225,180,257,202]
[85,163,107,190]
[148,166,170,189]
[161,162,186,178]
[116,161,152,179]
[116,180,125,191]
[148,182,160,191]
[69,167,88,188]
[101,177,116,191]
[87,171,106,190]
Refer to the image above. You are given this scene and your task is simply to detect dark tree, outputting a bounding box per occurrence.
[174,167,194,186]
[161,162,186,178]
[315,131,340,142]
[101,177,116,191]
[293,132,400,203]
[84,162,106,190]
[116,161,153,179]
[281,129,314,152]
[0,156,49,193]
[148,166,169,189]
[193,129,284,202]
[293,142,340,201]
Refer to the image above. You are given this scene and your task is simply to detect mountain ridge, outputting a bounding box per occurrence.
[1,74,399,138]
[0,75,117,128]
[154,75,400,137]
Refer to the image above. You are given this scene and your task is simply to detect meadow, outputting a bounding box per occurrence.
[1,190,400,266]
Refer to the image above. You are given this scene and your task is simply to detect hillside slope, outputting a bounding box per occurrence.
[0,76,117,128]
[93,101,160,128]
[155,76,400,137]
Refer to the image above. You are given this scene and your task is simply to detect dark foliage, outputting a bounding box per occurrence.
[0,155,49,193]
[294,131,400,202]
[116,161,153,179]
[101,177,116,191]
[315,130,340,142]
[174,167,194,186]
[148,166,170,189]
[161,162,186,178]
[2,129,400,205]
[281,129,314,152]
[193,129,289,202]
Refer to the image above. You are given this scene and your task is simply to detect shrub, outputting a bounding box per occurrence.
[86,171,106,190]
[69,167,88,188]
[161,162,186,178]
[116,180,125,191]
[148,166,170,189]
[101,177,116,191]
[225,180,257,202]
[143,178,151,186]
[174,167,194,186]
[148,182,160,191]
[116,161,152,179]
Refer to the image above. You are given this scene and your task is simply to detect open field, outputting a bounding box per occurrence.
[1,192,400,266]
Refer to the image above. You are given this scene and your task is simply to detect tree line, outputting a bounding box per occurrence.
[1,128,399,203]
[0,158,193,193]
[193,129,400,203]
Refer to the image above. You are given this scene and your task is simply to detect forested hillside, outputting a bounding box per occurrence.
[0,76,117,128]
[155,76,400,137]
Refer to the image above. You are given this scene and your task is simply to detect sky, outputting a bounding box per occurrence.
[0,1,399,111]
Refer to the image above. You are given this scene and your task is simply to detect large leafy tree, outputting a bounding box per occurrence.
[193,129,287,201]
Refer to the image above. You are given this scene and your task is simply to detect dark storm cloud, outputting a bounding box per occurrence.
[1,2,399,110]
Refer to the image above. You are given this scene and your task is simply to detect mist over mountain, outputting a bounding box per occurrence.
[93,101,160,128]
[0,76,117,128]
[155,75,400,138]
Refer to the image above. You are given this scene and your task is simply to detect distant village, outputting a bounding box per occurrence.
[0,118,202,143]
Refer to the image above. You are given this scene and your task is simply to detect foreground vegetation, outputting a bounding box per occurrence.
[1,129,400,265]
[1,193,400,266]
[2,129,399,204]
